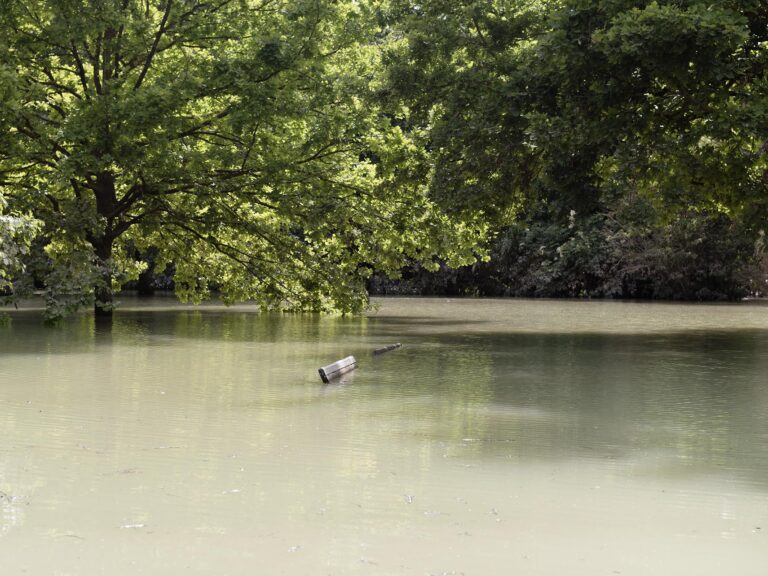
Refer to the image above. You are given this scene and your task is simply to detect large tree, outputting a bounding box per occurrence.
[385,0,768,221]
[0,0,483,319]
[381,0,768,297]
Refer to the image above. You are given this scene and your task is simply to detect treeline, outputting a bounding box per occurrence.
[370,207,767,301]
[371,0,768,300]
[1,1,767,320]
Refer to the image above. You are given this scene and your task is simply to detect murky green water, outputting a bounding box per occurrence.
[1,297,767,575]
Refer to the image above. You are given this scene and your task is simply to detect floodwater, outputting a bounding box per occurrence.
[0,296,767,575]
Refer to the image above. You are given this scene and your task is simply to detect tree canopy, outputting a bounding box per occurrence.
[2,0,766,318]
[377,0,768,299]
[0,0,483,319]
[385,0,767,218]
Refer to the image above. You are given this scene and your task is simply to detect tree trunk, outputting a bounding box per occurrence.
[94,236,114,319]
[93,171,118,319]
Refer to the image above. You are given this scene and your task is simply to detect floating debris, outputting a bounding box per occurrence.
[373,343,401,356]
[318,356,357,383]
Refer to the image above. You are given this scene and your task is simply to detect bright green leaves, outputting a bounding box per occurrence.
[39,240,102,321]
[2,0,484,318]
[0,195,40,299]
[383,1,552,220]
[7,0,760,317]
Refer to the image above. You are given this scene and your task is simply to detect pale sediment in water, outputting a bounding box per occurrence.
[0,297,767,574]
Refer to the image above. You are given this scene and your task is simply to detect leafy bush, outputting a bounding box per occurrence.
[371,200,767,301]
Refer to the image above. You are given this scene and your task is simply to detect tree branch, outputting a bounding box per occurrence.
[134,0,173,91]
[92,32,103,94]
[70,43,92,100]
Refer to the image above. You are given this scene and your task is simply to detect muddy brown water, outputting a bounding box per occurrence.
[1,297,767,574]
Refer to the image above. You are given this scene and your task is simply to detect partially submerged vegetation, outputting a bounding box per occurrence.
[1,1,766,320]
[377,0,768,300]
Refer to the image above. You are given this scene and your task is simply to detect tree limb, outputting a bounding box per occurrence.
[70,43,92,100]
[134,0,173,91]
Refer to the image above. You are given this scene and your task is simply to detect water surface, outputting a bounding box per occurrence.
[1,297,767,575]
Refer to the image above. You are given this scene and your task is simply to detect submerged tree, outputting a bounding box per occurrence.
[381,0,768,297]
[0,0,483,320]
[0,194,39,300]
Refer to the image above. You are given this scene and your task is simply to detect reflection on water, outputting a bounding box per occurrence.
[0,297,767,574]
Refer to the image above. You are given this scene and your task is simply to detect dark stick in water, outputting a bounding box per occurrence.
[373,343,402,356]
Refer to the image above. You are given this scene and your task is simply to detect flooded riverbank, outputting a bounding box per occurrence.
[1,297,767,574]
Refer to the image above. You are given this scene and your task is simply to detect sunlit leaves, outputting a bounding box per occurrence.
[0,194,40,297]
[1,0,484,318]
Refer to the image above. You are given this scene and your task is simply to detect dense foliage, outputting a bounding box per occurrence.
[0,0,482,320]
[0,193,39,298]
[371,203,767,301]
[379,0,768,299]
[2,0,766,319]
